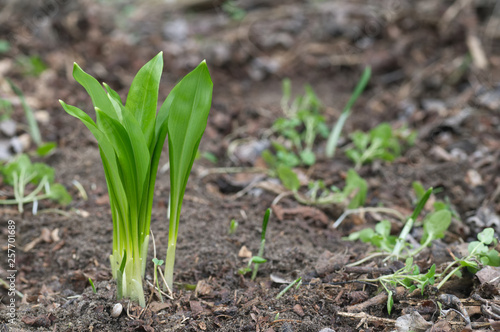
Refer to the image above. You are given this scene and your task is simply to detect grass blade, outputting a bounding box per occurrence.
[325,66,371,158]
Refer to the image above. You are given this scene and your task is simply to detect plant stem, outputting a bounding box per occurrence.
[165,241,177,290]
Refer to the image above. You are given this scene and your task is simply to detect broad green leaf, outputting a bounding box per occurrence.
[167,60,213,240]
[31,162,55,184]
[421,210,451,244]
[125,52,163,149]
[478,228,495,245]
[277,165,300,192]
[48,183,72,205]
[485,250,500,266]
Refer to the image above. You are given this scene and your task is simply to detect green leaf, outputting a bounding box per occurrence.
[249,256,267,264]
[485,250,500,266]
[31,162,55,184]
[277,165,300,192]
[477,228,495,245]
[299,150,315,166]
[37,142,57,156]
[412,182,426,201]
[387,290,394,315]
[152,258,164,266]
[421,210,451,245]
[125,52,163,149]
[72,63,117,123]
[48,183,72,205]
[344,169,367,208]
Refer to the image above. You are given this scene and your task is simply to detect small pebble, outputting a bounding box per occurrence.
[111,303,123,318]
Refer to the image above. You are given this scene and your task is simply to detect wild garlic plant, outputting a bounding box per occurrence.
[60,52,213,306]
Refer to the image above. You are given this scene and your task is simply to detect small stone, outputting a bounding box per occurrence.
[111,303,123,318]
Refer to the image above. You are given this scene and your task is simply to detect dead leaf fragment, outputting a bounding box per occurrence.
[293,304,305,317]
[395,311,432,332]
[238,245,252,258]
[195,279,213,297]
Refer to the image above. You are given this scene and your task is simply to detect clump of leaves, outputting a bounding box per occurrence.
[345,123,416,169]
[60,52,212,306]
[361,257,436,314]
[0,154,71,212]
[277,166,367,209]
[346,187,452,261]
[263,80,328,167]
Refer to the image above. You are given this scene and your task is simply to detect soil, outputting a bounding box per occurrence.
[1,0,500,331]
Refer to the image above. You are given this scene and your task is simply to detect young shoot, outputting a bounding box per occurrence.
[238,209,272,280]
[276,277,302,299]
[252,208,271,280]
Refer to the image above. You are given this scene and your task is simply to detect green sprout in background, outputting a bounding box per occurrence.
[0,154,71,212]
[345,123,416,169]
[325,66,371,158]
[239,208,272,280]
[60,52,212,306]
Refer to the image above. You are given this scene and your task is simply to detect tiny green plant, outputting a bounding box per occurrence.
[276,276,302,299]
[346,187,453,263]
[0,154,71,212]
[277,166,367,208]
[60,52,212,306]
[89,278,97,294]
[263,80,328,167]
[345,123,416,169]
[152,257,164,302]
[325,66,371,158]
[360,257,436,314]
[238,209,271,280]
[228,219,239,235]
[436,227,500,289]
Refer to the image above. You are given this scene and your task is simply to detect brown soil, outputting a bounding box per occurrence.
[1,1,500,331]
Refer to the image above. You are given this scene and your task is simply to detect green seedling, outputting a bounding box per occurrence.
[152,257,164,302]
[436,228,499,289]
[252,208,271,280]
[277,166,367,208]
[347,187,453,264]
[239,256,267,276]
[0,154,71,212]
[89,278,97,294]
[164,60,212,291]
[7,79,56,156]
[228,219,239,235]
[276,277,302,299]
[264,80,328,167]
[345,123,415,169]
[325,66,371,158]
[238,209,271,280]
[60,52,212,306]
[412,181,459,218]
[360,257,436,314]
[16,55,47,77]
